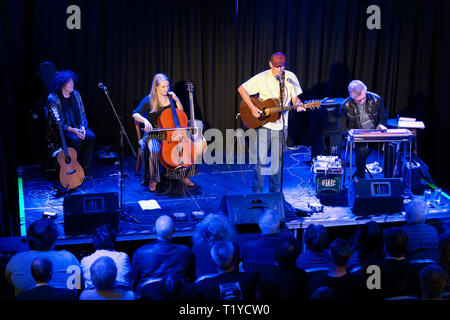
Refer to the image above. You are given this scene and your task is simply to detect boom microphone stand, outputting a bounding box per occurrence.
[98,83,141,223]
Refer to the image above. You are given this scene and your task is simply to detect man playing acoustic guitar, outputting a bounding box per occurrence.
[238,52,305,193]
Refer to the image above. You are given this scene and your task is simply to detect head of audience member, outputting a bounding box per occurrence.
[329,239,352,268]
[192,213,237,247]
[405,198,429,225]
[92,225,117,251]
[90,256,117,291]
[274,236,301,268]
[256,281,281,300]
[211,240,235,273]
[304,224,328,253]
[420,264,447,300]
[27,218,59,251]
[155,215,175,240]
[258,209,280,235]
[159,273,187,300]
[356,221,385,262]
[438,230,450,273]
[30,257,53,285]
[384,227,409,259]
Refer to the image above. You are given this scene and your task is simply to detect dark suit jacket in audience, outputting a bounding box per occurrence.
[378,258,422,298]
[241,233,283,272]
[15,285,75,300]
[193,272,256,300]
[308,272,365,300]
[254,264,308,300]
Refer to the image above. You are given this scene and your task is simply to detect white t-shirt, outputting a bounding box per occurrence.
[241,70,303,130]
[80,249,132,289]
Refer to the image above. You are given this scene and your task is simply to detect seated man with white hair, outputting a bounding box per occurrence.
[401,198,439,262]
[240,209,288,272]
[131,215,194,297]
[338,80,388,178]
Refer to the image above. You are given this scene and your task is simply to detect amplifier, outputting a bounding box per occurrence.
[63,192,119,236]
[220,193,285,226]
[313,156,343,194]
[348,178,404,215]
[403,160,422,191]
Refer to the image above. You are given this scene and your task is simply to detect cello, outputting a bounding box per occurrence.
[158,94,195,170]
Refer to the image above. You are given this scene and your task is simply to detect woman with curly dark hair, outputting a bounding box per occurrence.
[47,70,96,174]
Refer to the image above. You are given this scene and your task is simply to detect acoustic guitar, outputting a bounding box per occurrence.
[49,105,85,189]
[186,81,207,158]
[239,97,321,129]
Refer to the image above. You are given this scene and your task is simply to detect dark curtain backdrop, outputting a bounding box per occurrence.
[1,0,449,236]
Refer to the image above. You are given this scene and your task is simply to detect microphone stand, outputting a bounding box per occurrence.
[277,75,287,193]
[99,84,141,223]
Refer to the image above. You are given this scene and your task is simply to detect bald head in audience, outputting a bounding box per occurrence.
[155,215,175,240]
[405,198,429,224]
[258,210,280,235]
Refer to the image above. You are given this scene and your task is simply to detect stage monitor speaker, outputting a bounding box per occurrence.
[63,192,119,236]
[348,178,404,215]
[220,193,285,226]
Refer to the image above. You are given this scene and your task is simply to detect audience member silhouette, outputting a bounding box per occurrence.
[194,240,256,300]
[308,238,365,300]
[420,264,447,300]
[241,210,285,272]
[192,213,239,278]
[347,221,385,274]
[438,230,450,292]
[15,257,75,300]
[141,273,193,300]
[132,215,194,296]
[80,225,132,289]
[401,199,439,261]
[254,236,308,300]
[296,224,330,271]
[5,218,80,296]
[79,256,136,300]
[379,227,422,298]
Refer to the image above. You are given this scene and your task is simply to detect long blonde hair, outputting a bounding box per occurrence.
[149,73,170,112]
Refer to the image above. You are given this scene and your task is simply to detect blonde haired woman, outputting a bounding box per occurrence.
[132,73,196,191]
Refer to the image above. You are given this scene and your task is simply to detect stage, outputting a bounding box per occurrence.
[18,146,450,247]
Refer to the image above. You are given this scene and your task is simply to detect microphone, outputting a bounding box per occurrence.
[276,75,286,85]
[98,83,107,90]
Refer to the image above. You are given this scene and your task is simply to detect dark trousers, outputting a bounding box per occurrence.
[354,143,396,179]
[355,143,368,179]
[64,128,96,170]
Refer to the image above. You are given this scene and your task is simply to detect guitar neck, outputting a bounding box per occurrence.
[189,91,195,124]
[57,123,70,157]
[269,105,297,114]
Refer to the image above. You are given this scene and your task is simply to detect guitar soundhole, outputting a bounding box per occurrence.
[65,156,72,164]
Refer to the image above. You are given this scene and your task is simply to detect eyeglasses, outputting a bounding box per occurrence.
[353,94,366,104]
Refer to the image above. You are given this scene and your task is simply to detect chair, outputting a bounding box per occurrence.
[384,295,419,300]
[134,120,143,173]
[441,291,450,300]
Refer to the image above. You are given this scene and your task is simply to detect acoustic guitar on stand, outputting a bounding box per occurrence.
[49,105,85,189]
[239,97,321,129]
